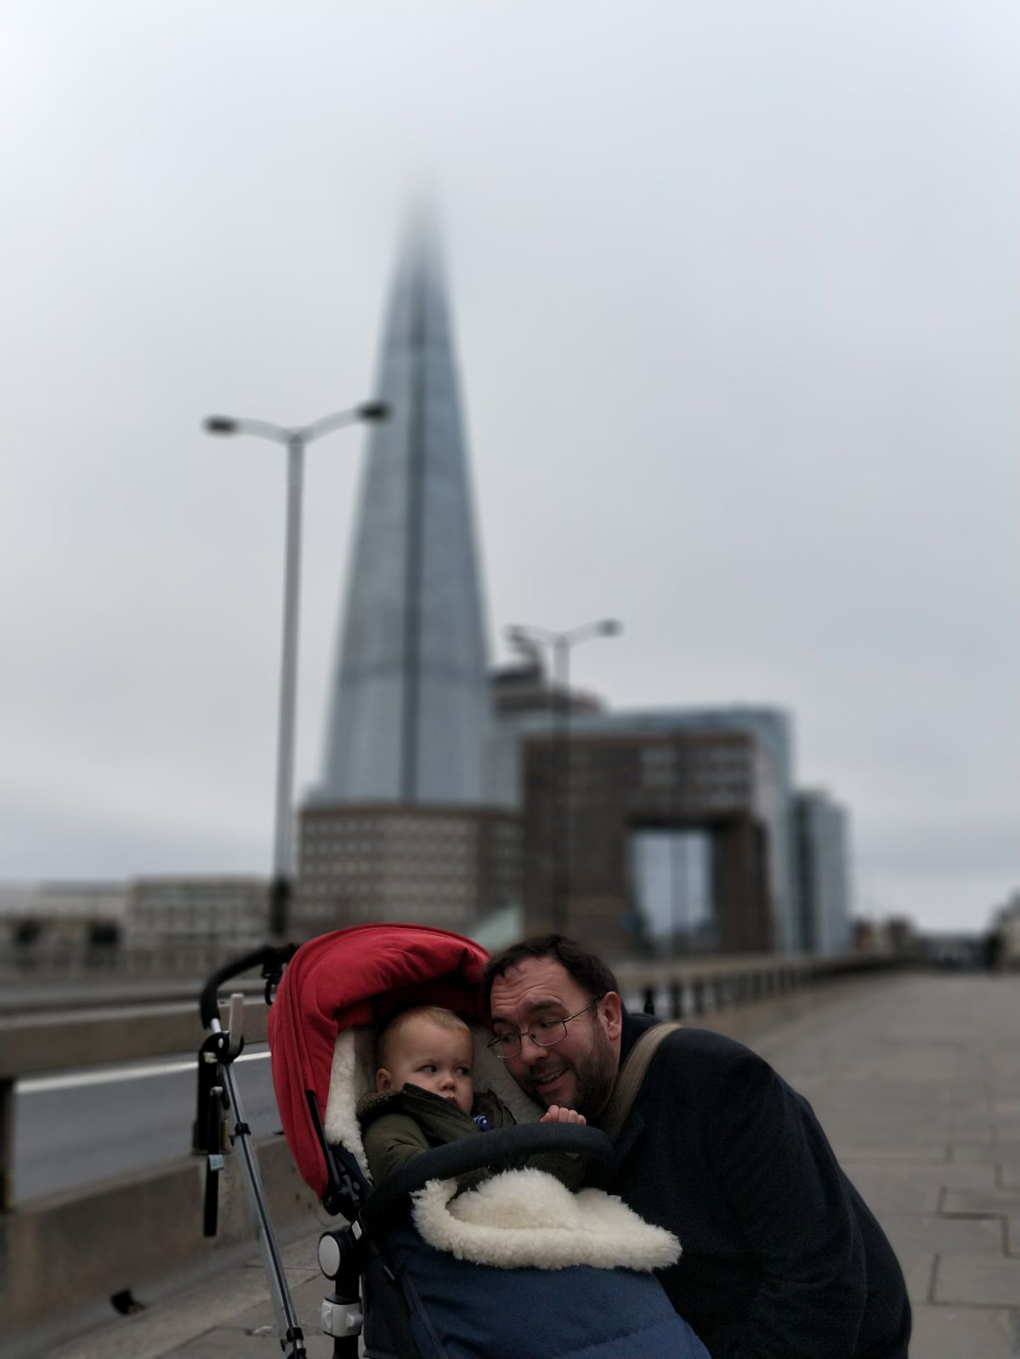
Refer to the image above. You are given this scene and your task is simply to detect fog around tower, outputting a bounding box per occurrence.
[0,2,1017,933]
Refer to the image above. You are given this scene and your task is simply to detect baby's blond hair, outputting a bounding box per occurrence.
[376,1004,471,1072]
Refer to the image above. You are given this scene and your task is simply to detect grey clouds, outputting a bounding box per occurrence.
[1,1,1017,932]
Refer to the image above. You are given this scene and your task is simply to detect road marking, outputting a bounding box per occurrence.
[19,1048,271,1094]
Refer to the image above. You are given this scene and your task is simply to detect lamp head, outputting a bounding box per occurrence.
[599,619,623,636]
[204,416,238,435]
[357,401,391,422]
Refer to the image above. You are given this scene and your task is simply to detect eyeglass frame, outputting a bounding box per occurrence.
[486,994,607,1060]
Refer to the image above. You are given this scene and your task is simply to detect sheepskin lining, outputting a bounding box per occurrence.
[413,1168,681,1272]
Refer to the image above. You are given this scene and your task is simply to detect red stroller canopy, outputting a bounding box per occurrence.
[267,923,489,1196]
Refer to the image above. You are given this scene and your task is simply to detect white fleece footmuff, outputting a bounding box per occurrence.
[412,1167,681,1272]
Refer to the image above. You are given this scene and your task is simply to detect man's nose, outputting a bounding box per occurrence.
[517,1032,547,1065]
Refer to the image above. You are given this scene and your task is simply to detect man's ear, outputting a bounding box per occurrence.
[376,1067,394,1094]
[600,991,623,1042]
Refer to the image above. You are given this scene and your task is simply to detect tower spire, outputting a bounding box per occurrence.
[316,222,491,804]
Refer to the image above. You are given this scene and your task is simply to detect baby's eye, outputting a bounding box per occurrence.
[455,1065,471,1076]
[419,1063,437,1073]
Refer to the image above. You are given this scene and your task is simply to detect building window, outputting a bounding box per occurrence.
[628,828,716,954]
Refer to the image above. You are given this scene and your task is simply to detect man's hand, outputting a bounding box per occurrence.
[540,1105,587,1126]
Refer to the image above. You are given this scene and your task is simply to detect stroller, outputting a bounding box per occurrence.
[196,923,710,1359]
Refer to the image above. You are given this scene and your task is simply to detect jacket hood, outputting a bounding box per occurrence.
[357,1082,472,1130]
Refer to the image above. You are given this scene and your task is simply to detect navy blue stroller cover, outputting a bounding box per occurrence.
[391,1224,709,1359]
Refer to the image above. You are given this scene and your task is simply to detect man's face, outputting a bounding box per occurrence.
[488,957,622,1120]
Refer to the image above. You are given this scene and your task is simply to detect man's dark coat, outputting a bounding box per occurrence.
[596,1013,910,1359]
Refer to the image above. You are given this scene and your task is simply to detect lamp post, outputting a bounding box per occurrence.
[204,401,389,939]
[506,619,622,933]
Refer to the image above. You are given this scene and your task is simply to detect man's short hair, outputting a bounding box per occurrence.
[376,1004,471,1071]
[482,935,620,1010]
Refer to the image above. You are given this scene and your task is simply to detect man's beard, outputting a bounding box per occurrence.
[526,1021,617,1121]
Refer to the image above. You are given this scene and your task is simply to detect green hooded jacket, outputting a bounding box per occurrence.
[357,1083,585,1191]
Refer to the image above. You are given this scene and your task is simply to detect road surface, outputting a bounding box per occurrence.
[14,1044,279,1203]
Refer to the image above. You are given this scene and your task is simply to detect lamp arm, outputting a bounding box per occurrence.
[300,409,366,443]
[230,418,292,444]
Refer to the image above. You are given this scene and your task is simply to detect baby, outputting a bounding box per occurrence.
[357,1004,585,1186]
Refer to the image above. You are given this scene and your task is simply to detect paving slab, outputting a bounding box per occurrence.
[909,1304,1020,1359]
[880,1213,1005,1257]
[941,1187,1020,1216]
[951,1141,1020,1165]
[836,1142,951,1165]
[934,1253,1020,1307]
[47,1234,323,1359]
[47,1265,293,1359]
[898,1249,936,1304]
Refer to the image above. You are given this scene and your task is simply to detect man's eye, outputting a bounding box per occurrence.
[493,1033,514,1048]
[534,1018,562,1034]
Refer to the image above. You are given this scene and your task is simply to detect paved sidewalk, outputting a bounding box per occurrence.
[45,971,1020,1359]
[754,972,1020,1358]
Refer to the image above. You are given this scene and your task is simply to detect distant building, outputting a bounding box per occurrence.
[299,805,519,935]
[127,876,268,949]
[0,875,269,975]
[1,880,130,922]
[0,880,128,968]
[990,890,1020,968]
[294,224,510,937]
[509,706,796,959]
[795,790,853,955]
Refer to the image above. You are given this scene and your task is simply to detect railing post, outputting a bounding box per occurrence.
[669,981,684,1021]
[0,1076,14,1211]
[642,985,657,1016]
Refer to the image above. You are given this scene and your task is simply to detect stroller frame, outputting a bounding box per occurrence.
[196,944,368,1359]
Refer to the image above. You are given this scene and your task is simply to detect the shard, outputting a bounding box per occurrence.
[315,226,492,804]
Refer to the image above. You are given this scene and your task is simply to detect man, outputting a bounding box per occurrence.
[484,935,911,1359]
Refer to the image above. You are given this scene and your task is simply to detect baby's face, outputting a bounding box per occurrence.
[376,1016,474,1114]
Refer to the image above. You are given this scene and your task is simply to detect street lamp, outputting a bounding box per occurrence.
[506,619,622,933]
[204,400,390,939]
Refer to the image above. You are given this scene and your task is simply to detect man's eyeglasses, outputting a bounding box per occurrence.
[486,997,605,1060]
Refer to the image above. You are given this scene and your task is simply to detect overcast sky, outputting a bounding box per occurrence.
[2,2,1017,933]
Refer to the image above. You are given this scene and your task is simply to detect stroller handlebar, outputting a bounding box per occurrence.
[199,943,296,1029]
[363,1124,614,1226]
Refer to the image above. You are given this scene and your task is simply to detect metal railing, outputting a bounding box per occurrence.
[0,949,900,1212]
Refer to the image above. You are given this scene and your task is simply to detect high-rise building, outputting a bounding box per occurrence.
[295,226,518,935]
[317,225,491,804]
[795,790,852,955]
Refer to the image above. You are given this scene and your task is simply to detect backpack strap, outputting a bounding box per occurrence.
[602,1022,683,1143]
